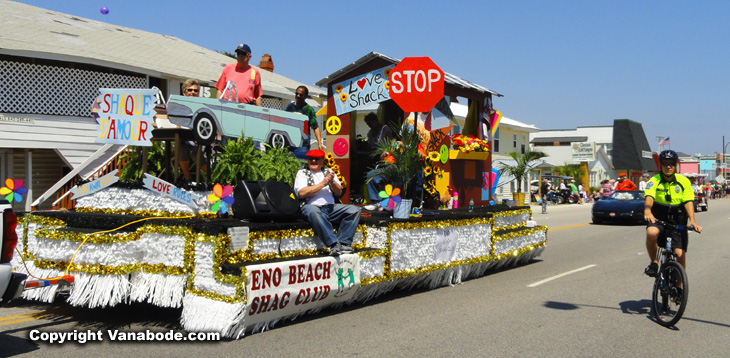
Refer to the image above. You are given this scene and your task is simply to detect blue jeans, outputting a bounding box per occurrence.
[367,169,387,203]
[301,204,361,247]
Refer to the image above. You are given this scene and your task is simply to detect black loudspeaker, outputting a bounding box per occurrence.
[232,180,301,221]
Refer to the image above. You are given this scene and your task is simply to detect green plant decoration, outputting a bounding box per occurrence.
[367,123,425,200]
[117,142,166,181]
[210,136,261,184]
[256,144,302,186]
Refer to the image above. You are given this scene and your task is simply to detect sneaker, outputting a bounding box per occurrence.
[363,203,380,211]
[340,245,355,254]
[644,262,658,277]
[329,244,342,256]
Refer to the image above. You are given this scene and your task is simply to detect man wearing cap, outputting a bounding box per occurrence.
[294,149,361,256]
[615,173,637,191]
[215,44,263,106]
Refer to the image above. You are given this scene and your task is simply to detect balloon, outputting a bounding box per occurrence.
[100,6,109,15]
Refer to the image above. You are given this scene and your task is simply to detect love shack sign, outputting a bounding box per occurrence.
[332,66,393,115]
[95,88,157,146]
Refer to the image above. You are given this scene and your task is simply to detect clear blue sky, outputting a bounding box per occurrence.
[17,0,730,156]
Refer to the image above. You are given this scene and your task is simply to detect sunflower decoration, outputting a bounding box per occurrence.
[326,152,335,166]
[335,84,343,93]
[384,80,390,90]
[426,187,437,196]
[340,93,348,102]
[428,151,440,162]
[423,166,433,176]
[331,164,340,172]
[433,166,443,176]
[384,68,392,78]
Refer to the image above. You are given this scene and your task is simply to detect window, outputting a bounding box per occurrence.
[494,128,500,152]
[513,134,517,148]
[521,144,525,154]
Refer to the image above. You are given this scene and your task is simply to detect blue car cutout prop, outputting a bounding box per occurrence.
[591,190,645,224]
[165,93,308,147]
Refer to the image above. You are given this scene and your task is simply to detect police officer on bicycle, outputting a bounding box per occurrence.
[643,150,702,277]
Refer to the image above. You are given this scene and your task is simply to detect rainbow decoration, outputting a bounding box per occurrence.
[379,184,402,210]
[208,184,235,214]
[490,110,502,136]
[1,178,27,203]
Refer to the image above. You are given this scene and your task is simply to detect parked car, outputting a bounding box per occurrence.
[591,190,645,224]
[165,94,309,147]
[1,199,25,304]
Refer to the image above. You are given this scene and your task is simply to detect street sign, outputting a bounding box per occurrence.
[388,57,444,113]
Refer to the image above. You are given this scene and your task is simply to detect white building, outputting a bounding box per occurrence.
[530,119,656,190]
[0,0,324,210]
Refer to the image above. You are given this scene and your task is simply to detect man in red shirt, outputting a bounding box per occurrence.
[215,44,263,106]
[615,173,637,191]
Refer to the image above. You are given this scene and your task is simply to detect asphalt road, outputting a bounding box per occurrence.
[2,200,730,357]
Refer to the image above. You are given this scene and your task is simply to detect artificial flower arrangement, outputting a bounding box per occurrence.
[366,122,428,201]
[451,134,490,153]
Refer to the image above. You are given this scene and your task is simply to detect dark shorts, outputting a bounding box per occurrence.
[648,222,689,252]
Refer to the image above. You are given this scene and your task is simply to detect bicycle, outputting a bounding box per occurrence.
[650,219,699,327]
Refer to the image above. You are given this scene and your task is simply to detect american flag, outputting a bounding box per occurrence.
[658,137,670,146]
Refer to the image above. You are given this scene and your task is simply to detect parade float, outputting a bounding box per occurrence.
[10,53,548,338]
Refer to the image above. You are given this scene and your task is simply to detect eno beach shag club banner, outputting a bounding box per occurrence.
[244,255,360,326]
[95,88,157,146]
[333,66,394,115]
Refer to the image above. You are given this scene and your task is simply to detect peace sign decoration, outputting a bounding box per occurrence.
[326,116,342,135]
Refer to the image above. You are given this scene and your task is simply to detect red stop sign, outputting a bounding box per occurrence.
[388,57,445,113]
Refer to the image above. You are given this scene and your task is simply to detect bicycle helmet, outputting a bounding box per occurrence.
[659,150,678,162]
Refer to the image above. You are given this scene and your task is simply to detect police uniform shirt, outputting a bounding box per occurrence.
[644,173,694,221]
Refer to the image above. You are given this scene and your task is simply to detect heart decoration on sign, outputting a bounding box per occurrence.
[356,78,367,89]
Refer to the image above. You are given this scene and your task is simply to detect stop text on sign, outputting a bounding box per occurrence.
[390,69,442,94]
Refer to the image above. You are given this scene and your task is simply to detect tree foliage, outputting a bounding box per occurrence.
[497,150,548,193]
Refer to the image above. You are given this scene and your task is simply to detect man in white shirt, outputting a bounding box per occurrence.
[294,149,361,256]
[639,173,650,191]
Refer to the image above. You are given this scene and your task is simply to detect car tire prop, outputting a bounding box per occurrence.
[193,114,216,145]
[268,133,287,149]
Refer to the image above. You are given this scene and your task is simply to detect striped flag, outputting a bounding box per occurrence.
[490,110,502,136]
[658,137,670,146]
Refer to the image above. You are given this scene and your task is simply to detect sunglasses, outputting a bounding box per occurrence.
[660,162,676,167]
[186,88,199,92]
[307,157,323,161]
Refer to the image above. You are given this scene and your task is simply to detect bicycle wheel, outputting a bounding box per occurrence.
[651,261,689,327]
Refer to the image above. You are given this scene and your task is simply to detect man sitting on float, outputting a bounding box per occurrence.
[294,149,361,256]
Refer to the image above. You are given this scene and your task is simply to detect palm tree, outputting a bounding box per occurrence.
[498,150,548,193]
[554,163,584,183]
